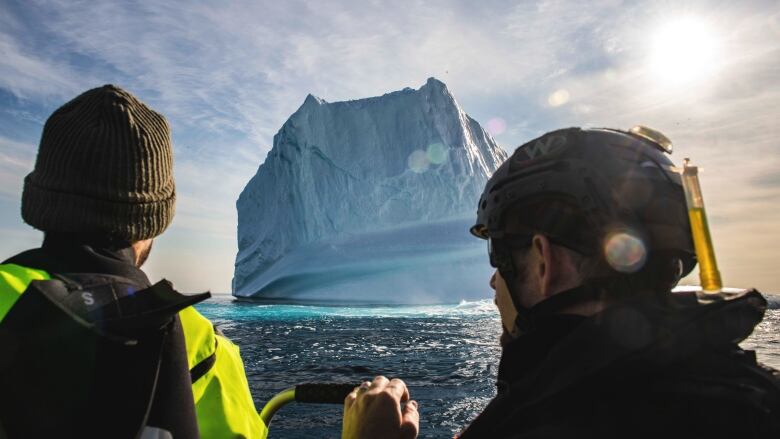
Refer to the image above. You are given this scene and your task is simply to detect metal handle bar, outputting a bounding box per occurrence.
[259,383,358,426]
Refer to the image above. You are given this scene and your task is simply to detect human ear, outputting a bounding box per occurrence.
[532,234,555,298]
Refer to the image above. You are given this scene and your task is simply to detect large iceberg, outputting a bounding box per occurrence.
[234,78,508,304]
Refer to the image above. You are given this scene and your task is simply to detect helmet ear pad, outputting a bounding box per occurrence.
[627,250,688,294]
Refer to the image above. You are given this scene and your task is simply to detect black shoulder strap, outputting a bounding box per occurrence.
[190,337,218,383]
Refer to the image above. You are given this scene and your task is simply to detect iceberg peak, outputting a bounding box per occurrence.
[423,76,447,90]
[301,93,326,108]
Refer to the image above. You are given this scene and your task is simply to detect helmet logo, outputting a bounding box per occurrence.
[526,134,567,159]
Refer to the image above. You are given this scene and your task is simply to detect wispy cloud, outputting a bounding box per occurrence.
[0,136,35,199]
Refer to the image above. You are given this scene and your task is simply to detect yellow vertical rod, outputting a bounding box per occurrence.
[681,159,722,293]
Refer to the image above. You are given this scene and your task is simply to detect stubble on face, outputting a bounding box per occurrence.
[492,270,521,347]
[492,249,534,347]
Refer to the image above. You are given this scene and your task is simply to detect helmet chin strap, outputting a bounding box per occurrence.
[505,276,536,336]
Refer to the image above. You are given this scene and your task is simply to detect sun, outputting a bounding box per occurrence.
[649,17,720,85]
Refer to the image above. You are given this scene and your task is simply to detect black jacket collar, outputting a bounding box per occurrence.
[3,234,151,287]
[496,288,767,403]
[497,313,586,392]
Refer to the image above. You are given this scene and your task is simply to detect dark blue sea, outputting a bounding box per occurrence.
[197,296,780,439]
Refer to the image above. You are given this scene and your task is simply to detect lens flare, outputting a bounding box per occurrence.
[407,149,430,173]
[604,231,647,273]
[547,89,570,107]
[426,143,448,165]
[485,118,507,136]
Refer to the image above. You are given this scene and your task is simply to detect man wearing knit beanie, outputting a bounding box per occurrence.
[0,85,268,439]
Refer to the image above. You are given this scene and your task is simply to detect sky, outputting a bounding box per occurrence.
[1,0,778,295]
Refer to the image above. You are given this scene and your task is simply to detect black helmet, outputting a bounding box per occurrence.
[471,126,696,279]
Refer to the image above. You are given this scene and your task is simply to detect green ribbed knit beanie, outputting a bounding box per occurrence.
[21,84,175,241]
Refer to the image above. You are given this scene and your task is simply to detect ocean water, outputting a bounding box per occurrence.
[197,296,780,439]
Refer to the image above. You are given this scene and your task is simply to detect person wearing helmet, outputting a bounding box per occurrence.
[458,127,780,438]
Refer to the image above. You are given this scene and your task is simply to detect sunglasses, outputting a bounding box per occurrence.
[487,234,534,268]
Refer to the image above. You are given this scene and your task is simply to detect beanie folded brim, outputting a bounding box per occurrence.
[21,174,175,242]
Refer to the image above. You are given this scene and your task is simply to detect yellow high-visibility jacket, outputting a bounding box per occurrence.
[0,263,268,439]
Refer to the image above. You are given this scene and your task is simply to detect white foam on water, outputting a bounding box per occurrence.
[200,296,498,320]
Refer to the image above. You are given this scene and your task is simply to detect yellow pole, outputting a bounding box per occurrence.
[681,159,722,293]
